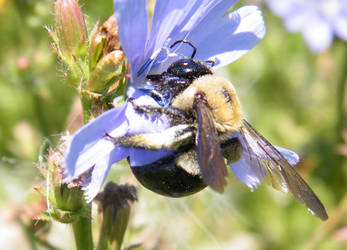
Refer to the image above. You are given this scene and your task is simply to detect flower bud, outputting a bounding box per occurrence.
[89,15,122,70]
[54,184,84,213]
[88,50,125,93]
[87,15,126,93]
[54,0,88,62]
[35,137,89,223]
[96,182,137,250]
[100,15,122,55]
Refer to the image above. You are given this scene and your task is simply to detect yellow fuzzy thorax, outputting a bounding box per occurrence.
[171,75,244,133]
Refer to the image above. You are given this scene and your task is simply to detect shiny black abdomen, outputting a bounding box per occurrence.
[130,155,206,197]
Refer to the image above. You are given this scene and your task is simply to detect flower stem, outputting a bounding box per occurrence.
[72,204,94,250]
[71,90,94,249]
[97,228,110,250]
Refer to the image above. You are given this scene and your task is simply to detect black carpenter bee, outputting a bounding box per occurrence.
[108,40,328,220]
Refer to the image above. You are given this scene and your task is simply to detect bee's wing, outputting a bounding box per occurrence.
[228,136,301,190]
[235,120,328,221]
[194,97,228,193]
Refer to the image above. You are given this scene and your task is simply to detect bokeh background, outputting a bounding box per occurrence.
[0,0,346,249]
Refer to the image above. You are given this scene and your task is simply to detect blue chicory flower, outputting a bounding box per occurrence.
[266,0,347,53]
[63,0,266,202]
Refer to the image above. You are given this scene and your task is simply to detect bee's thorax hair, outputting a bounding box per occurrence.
[171,75,244,133]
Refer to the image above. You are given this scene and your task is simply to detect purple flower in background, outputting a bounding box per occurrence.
[63,0,266,202]
[267,0,347,53]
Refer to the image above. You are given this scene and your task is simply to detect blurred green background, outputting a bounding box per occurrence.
[0,0,346,249]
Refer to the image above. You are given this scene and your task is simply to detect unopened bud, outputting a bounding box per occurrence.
[54,0,88,62]
[35,137,88,223]
[87,14,126,93]
[100,15,122,55]
[88,50,125,92]
[55,184,84,212]
[96,182,137,250]
[89,15,122,70]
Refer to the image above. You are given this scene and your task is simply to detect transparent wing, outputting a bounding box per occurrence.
[194,97,228,193]
[228,140,301,191]
[234,120,328,221]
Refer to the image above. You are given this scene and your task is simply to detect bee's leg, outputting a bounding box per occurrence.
[129,98,192,123]
[108,124,195,150]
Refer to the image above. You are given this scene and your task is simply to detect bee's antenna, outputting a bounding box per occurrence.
[170,40,197,59]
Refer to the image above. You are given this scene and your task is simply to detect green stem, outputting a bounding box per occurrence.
[97,239,109,250]
[70,87,95,249]
[72,204,94,250]
[97,209,111,250]
[97,226,110,250]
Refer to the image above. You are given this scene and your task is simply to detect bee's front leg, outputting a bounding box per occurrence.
[128,98,193,124]
[106,124,195,151]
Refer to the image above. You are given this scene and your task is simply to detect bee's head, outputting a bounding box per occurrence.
[165,39,213,80]
[166,58,212,80]
[145,40,214,106]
